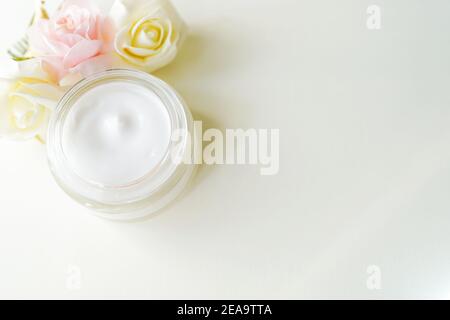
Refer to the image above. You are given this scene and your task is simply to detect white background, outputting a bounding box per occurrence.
[1,0,450,299]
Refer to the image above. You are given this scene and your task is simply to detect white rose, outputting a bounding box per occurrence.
[0,77,64,141]
[110,0,187,72]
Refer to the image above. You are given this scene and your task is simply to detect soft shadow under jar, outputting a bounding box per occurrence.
[47,69,195,220]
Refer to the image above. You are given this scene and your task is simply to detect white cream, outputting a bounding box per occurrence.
[61,82,171,187]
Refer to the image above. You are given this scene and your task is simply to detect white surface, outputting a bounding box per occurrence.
[1,0,450,299]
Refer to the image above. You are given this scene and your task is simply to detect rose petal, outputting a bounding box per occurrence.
[124,45,156,57]
[59,54,112,87]
[29,21,71,56]
[74,54,112,76]
[18,81,64,106]
[41,56,67,82]
[111,0,186,72]
[0,78,13,138]
[59,72,84,87]
[109,0,144,27]
[58,33,85,47]
[63,39,102,69]
[86,15,98,39]
[0,78,51,141]
[99,16,116,44]
[12,92,59,111]
[18,59,50,81]
[60,0,100,15]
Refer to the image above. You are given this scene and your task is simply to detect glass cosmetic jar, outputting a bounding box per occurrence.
[47,69,196,220]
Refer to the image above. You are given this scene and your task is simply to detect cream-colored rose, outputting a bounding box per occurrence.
[110,0,187,72]
[0,77,63,141]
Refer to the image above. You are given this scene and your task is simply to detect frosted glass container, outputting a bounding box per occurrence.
[47,69,195,220]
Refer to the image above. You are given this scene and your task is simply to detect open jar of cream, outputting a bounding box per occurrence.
[47,69,195,220]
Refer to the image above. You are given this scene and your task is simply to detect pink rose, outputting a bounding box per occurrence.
[28,0,115,85]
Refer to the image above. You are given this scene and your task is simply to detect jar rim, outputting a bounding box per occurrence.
[47,69,195,219]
